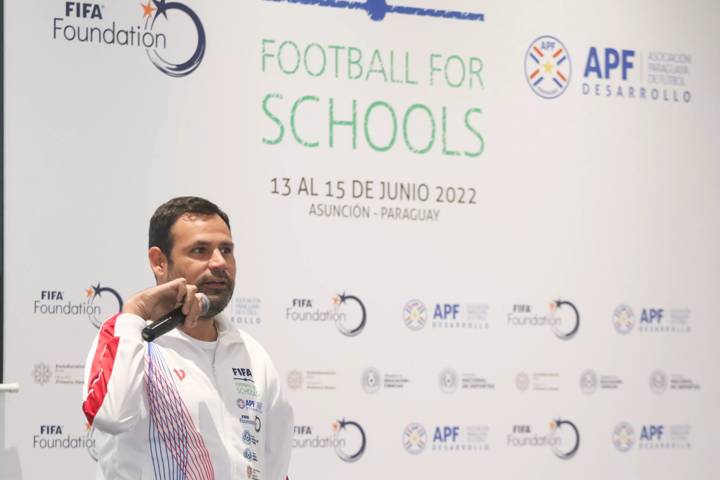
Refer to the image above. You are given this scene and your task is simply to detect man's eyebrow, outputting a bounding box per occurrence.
[188,240,235,246]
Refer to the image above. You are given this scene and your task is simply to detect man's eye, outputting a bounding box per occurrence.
[221,247,234,255]
[191,247,207,254]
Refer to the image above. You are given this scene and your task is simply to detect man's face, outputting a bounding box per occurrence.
[164,213,236,318]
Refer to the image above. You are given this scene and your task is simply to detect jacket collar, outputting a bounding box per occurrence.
[163,313,244,345]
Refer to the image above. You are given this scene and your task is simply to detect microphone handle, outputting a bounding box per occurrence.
[142,308,185,342]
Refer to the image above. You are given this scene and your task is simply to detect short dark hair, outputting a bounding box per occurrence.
[149,196,231,257]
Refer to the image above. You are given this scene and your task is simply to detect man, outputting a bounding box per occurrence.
[82,196,293,480]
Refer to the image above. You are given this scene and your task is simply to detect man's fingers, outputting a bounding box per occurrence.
[181,284,198,315]
[172,278,187,306]
[183,291,203,329]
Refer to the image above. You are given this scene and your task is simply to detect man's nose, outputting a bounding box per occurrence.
[208,248,227,272]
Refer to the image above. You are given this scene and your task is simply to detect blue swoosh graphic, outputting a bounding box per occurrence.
[263,0,485,22]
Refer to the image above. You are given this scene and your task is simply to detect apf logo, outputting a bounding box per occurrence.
[405,299,489,331]
[263,0,484,23]
[615,422,691,451]
[333,419,366,463]
[52,1,206,78]
[433,426,459,443]
[613,304,690,334]
[402,423,427,454]
[581,46,692,103]
[403,299,427,331]
[584,47,635,81]
[640,425,664,442]
[612,304,634,334]
[613,422,635,452]
[525,36,571,99]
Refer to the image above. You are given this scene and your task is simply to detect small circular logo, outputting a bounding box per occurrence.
[525,36,571,99]
[580,369,598,394]
[362,367,382,394]
[243,448,254,461]
[334,293,367,337]
[402,423,427,454]
[612,422,635,452]
[613,304,635,334]
[32,362,52,386]
[333,419,367,463]
[515,372,530,392]
[403,299,427,331]
[242,430,253,445]
[650,370,667,394]
[237,398,246,409]
[287,369,303,390]
[439,368,459,394]
[550,419,581,459]
[86,283,124,329]
[254,416,262,433]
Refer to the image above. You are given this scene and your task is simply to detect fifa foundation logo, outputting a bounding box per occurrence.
[507,300,580,340]
[507,420,580,460]
[52,1,206,77]
[293,419,367,462]
[33,284,123,328]
[33,424,96,452]
[525,36,571,99]
[286,293,367,337]
[263,0,484,23]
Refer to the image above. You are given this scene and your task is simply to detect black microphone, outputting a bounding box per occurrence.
[141,293,211,342]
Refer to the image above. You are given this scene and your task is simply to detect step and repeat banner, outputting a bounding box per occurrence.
[3,0,719,478]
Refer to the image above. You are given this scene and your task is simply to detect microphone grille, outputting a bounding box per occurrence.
[198,293,211,316]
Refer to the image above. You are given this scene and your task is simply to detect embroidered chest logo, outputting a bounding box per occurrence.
[232,367,257,395]
[173,369,186,381]
[232,368,254,383]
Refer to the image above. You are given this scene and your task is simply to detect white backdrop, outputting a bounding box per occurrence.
[3,0,720,478]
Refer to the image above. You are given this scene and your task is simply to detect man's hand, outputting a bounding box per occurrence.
[123,278,203,329]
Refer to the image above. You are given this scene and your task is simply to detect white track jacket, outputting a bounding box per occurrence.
[82,313,293,480]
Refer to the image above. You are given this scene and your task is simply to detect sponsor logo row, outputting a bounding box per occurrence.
[31,287,694,339]
[30,420,694,462]
[283,367,700,395]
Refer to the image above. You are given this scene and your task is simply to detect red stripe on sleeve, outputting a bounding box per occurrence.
[82,314,121,425]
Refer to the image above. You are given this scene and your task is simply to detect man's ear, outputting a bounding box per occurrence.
[149,247,169,281]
